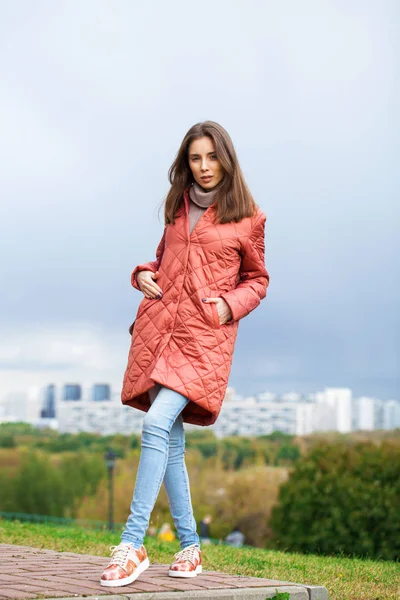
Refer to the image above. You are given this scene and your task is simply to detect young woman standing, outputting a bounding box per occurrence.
[100,121,269,587]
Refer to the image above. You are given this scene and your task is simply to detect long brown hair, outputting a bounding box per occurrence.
[163,121,257,225]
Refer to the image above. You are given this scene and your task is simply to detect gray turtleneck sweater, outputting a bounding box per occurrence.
[188,182,218,233]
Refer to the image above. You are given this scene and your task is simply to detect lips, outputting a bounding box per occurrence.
[201,176,212,182]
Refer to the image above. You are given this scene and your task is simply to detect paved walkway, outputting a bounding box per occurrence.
[0,545,328,600]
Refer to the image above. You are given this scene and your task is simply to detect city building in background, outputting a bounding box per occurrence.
[0,389,40,423]
[63,384,82,401]
[1,383,399,437]
[40,384,56,419]
[356,396,375,431]
[212,388,338,437]
[92,384,111,402]
[317,387,353,433]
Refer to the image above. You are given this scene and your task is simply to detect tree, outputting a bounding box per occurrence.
[270,441,400,560]
[12,453,66,516]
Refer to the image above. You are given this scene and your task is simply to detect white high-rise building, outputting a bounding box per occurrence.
[311,401,337,432]
[0,389,41,423]
[296,403,314,435]
[382,400,400,430]
[322,387,353,433]
[357,397,375,430]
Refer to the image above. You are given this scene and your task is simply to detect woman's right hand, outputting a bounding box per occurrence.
[136,270,163,299]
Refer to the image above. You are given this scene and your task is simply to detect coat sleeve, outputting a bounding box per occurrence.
[131,227,167,291]
[220,212,269,322]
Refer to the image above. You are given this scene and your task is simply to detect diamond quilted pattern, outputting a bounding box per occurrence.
[121,189,269,426]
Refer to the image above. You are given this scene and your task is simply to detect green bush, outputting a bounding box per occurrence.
[0,451,105,518]
[0,434,16,448]
[270,441,400,560]
[11,453,67,516]
[275,443,300,465]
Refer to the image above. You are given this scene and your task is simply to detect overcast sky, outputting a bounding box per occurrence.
[0,0,398,404]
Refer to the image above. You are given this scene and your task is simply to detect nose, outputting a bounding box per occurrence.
[200,158,208,172]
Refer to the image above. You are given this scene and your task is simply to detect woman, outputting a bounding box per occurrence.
[100,121,269,587]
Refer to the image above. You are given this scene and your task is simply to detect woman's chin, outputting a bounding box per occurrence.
[197,177,223,191]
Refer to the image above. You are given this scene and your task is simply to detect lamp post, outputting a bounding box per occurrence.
[105,449,117,531]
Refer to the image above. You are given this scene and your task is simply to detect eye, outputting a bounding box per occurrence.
[191,157,199,161]
[210,155,217,160]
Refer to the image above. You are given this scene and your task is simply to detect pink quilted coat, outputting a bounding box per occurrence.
[121,188,269,426]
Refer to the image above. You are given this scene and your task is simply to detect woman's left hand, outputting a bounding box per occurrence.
[202,297,232,325]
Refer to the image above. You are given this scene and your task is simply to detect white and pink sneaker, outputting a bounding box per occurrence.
[100,543,149,587]
[168,544,202,578]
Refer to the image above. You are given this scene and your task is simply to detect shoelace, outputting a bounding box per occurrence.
[173,544,199,565]
[108,544,132,568]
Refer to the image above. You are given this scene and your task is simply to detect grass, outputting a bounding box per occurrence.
[0,520,399,600]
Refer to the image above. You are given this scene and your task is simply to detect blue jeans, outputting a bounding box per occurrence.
[121,385,200,550]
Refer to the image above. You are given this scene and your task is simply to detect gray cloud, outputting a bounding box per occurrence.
[0,0,398,400]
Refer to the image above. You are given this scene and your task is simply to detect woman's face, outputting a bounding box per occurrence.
[188,136,224,190]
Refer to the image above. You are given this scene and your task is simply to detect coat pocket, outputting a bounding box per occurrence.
[211,302,221,329]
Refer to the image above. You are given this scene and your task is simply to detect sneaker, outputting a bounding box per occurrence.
[168,543,202,578]
[100,542,149,587]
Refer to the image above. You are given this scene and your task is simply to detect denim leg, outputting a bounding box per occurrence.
[121,386,189,548]
[163,414,200,549]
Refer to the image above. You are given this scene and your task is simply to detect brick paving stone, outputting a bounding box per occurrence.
[33,574,102,585]
[120,582,176,593]
[30,581,103,595]
[10,582,85,596]
[0,584,67,595]
[0,587,69,599]
[20,593,69,599]
[27,575,106,593]
[19,569,98,576]
[179,580,235,590]
[0,576,23,583]
[0,590,37,599]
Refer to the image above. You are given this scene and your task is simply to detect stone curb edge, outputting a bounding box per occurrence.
[41,583,329,600]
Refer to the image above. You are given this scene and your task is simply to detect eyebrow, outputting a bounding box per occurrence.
[189,151,216,157]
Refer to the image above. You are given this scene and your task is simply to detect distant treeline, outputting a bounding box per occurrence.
[0,423,302,468]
